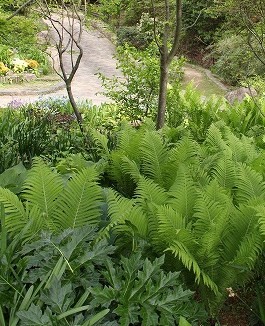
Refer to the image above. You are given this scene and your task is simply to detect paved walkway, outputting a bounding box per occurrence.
[0,17,120,107]
[0,15,228,108]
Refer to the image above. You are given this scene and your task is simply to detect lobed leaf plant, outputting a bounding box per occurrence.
[0,225,204,325]
[93,121,265,315]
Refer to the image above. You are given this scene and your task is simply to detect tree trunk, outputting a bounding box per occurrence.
[156,55,169,130]
[66,83,83,133]
[154,0,182,130]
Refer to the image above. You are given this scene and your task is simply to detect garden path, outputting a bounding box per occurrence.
[0,17,120,107]
[0,16,228,107]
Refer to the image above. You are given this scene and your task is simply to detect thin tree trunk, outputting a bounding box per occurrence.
[156,55,169,129]
[155,0,182,130]
[66,83,84,133]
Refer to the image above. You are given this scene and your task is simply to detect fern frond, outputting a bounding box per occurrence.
[156,205,186,244]
[140,131,168,187]
[256,205,265,238]
[168,136,200,166]
[223,205,262,265]
[0,187,26,234]
[22,203,44,242]
[212,153,236,190]
[235,163,265,203]
[22,158,63,220]
[193,192,225,238]
[97,189,136,241]
[109,151,135,196]
[205,124,227,154]
[167,240,201,283]
[135,177,168,206]
[117,125,142,162]
[53,167,102,229]
[107,188,135,222]
[200,271,219,295]
[114,206,148,238]
[121,156,141,183]
[90,129,110,157]
[224,128,258,164]
[167,165,197,220]
[232,232,262,270]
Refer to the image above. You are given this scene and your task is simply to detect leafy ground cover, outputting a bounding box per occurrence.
[0,89,264,324]
[0,10,51,77]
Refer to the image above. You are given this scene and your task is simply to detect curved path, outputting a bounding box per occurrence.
[0,18,121,107]
[0,16,227,107]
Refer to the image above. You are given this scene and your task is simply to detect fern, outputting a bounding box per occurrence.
[98,189,148,244]
[121,156,141,183]
[0,188,26,234]
[212,153,236,190]
[135,177,168,206]
[167,165,197,220]
[168,136,200,166]
[156,205,186,245]
[53,167,102,229]
[116,124,142,163]
[140,131,168,187]
[204,124,227,154]
[90,129,110,158]
[235,163,265,203]
[108,151,136,196]
[0,160,104,238]
[256,205,265,238]
[22,158,63,220]
[224,129,258,164]
[167,240,203,287]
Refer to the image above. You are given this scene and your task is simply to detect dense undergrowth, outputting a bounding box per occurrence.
[1,1,265,324]
[0,89,264,325]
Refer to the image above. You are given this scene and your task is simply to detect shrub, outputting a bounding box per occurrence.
[209,34,265,85]
[98,43,185,121]
[117,13,158,49]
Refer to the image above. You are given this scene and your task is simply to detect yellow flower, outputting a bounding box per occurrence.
[25,59,39,69]
[11,58,28,73]
[0,62,9,76]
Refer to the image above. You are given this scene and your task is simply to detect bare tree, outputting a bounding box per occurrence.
[36,0,84,131]
[152,0,182,129]
[7,0,85,131]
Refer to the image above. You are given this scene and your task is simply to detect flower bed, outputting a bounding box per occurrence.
[0,56,40,83]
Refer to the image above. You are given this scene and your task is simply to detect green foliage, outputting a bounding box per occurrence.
[167,85,224,141]
[97,123,265,315]
[0,225,204,325]
[117,13,159,49]
[0,226,115,325]
[0,10,50,74]
[209,34,265,85]
[90,253,206,325]
[0,0,26,12]
[0,103,88,171]
[182,0,225,45]
[96,0,152,27]
[99,43,184,121]
[219,96,265,148]
[0,162,27,194]
[0,158,103,239]
[0,12,38,47]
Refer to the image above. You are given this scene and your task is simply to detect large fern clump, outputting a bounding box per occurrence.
[0,158,103,240]
[98,122,265,313]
